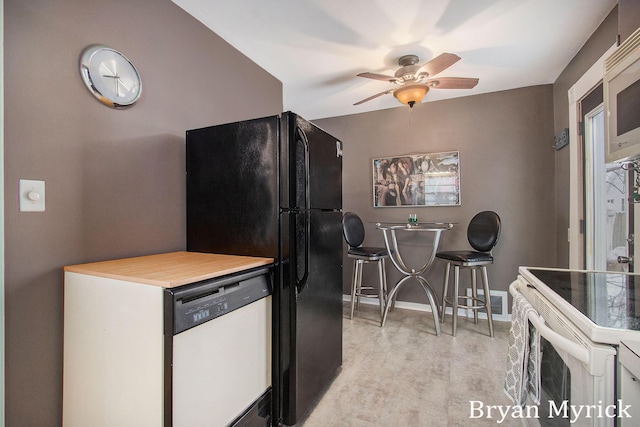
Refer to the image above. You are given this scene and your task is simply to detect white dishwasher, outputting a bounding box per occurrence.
[167,267,273,426]
[63,252,273,427]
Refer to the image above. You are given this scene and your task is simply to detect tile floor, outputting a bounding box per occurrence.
[299,302,522,426]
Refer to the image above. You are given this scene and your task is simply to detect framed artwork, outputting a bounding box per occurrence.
[372,151,461,207]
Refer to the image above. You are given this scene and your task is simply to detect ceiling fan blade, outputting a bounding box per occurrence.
[357,72,400,83]
[353,89,393,105]
[418,53,461,77]
[426,77,479,89]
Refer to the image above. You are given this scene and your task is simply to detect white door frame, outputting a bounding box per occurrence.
[568,44,617,269]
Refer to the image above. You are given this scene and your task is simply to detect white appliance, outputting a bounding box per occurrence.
[511,266,640,426]
[63,260,272,427]
[168,267,273,426]
[605,25,640,163]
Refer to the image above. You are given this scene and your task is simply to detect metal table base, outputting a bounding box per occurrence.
[376,222,454,336]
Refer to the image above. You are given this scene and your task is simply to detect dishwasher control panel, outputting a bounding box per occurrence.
[166,266,272,335]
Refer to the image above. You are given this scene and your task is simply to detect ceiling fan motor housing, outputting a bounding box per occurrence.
[395,54,422,80]
[397,54,420,66]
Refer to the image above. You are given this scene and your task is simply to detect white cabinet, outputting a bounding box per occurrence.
[63,273,165,427]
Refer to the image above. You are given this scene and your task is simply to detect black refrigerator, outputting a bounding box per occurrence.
[186,112,343,426]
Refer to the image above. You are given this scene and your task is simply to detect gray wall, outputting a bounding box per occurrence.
[4,0,282,424]
[619,0,640,42]
[315,85,556,305]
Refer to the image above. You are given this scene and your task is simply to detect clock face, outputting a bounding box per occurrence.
[80,45,142,108]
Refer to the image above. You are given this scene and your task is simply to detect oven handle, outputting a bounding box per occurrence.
[509,280,590,364]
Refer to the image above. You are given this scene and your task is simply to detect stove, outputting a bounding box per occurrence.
[510,267,635,426]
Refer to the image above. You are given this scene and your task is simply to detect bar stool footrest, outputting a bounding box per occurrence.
[444,295,488,310]
[355,286,382,297]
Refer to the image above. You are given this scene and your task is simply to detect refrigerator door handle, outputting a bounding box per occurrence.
[295,127,311,210]
[295,210,310,294]
[295,126,311,294]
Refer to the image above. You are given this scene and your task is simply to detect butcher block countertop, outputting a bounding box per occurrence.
[63,251,274,288]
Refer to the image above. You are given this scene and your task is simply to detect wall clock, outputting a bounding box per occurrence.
[79,45,142,108]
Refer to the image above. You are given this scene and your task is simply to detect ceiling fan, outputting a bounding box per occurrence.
[354,53,479,108]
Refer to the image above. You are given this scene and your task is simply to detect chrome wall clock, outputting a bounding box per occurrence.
[80,45,142,108]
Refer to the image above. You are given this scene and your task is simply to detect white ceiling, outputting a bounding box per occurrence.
[172,0,616,120]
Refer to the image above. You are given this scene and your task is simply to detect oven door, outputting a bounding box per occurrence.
[510,280,617,427]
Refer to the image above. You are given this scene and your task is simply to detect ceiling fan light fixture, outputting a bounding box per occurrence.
[393,84,429,108]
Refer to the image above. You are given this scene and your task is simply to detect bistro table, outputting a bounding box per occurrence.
[375,222,455,335]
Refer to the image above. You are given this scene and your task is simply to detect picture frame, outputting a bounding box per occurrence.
[372,151,461,207]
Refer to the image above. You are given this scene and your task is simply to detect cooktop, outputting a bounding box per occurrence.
[519,267,640,344]
[528,268,640,331]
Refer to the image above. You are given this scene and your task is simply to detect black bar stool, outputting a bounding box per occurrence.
[342,212,390,325]
[436,211,501,337]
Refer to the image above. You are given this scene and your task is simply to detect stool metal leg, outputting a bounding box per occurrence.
[383,259,395,312]
[452,265,460,337]
[356,263,362,310]
[471,268,478,325]
[350,260,361,319]
[440,262,451,323]
[481,266,494,337]
[381,259,388,296]
[376,259,386,324]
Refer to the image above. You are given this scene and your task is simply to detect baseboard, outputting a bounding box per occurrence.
[342,294,512,322]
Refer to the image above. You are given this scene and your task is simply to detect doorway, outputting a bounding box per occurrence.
[581,86,631,272]
[568,44,617,269]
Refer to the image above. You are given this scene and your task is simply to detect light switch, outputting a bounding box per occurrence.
[19,179,45,212]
